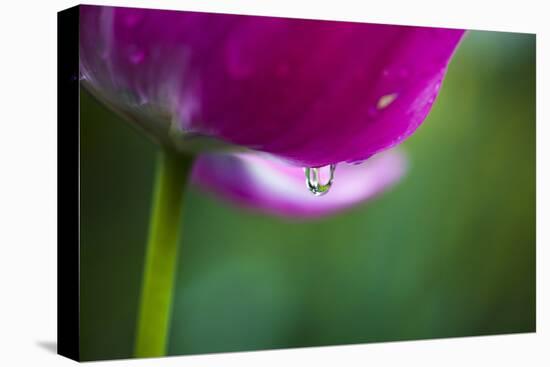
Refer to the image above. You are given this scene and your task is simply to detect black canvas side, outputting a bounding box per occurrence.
[57,5,80,362]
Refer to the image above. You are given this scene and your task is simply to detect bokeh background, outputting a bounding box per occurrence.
[79,29,535,360]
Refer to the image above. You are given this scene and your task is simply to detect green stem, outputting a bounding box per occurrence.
[134,149,195,358]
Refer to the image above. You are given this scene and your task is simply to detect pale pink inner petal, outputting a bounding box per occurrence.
[193,150,407,218]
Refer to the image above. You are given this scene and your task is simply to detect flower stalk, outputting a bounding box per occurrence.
[134,149,195,358]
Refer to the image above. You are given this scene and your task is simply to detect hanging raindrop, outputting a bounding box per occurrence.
[304,164,336,196]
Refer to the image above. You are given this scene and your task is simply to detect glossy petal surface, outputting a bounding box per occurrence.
[80,5,464,167]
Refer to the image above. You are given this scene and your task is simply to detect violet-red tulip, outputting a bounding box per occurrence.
[79,5,464,216]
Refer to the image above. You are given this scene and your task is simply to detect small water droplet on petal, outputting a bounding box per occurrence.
[377,93,398,110]
[123,13,143,28]
[304,164,336,196]
[129,49,145,65]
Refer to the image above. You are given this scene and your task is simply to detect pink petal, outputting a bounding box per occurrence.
[192,150,407,218]
[80,6,464,167]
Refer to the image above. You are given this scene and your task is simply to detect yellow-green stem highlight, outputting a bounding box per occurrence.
[134,149,195,358]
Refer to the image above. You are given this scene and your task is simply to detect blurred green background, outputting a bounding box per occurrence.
[79,30,535,361]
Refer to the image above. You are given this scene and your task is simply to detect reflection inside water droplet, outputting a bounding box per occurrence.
[304,164,336,196]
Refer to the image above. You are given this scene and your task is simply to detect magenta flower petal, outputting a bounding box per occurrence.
[80,5,464,167]
[192,150,407,218]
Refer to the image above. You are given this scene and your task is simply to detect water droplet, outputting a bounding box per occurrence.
[377,93,398,110]
[304,164,336,196]
[129,48,145,65]
[123,13,143,28]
